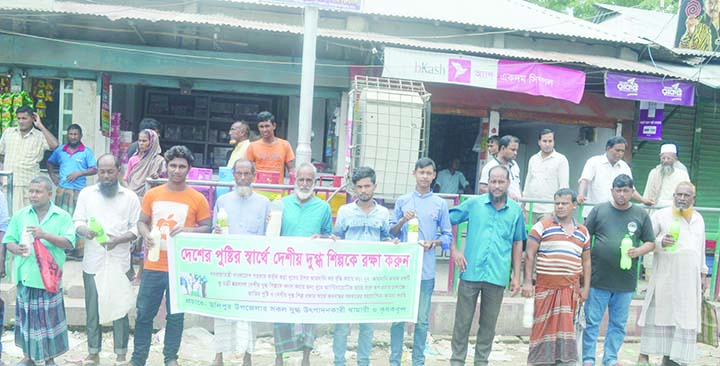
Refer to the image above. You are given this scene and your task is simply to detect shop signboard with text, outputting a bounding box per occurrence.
[605,72,695,106]
[382,47,586,103]
[167,233,422,323]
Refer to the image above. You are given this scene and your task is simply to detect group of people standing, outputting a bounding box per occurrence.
[0,105,709,366]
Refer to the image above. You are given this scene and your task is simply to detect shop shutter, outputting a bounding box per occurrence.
[631,105,696,195]
[696,101,720,234]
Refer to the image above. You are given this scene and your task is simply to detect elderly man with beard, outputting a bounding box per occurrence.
[643,144,690,208]
[449,165,526,366]
[73,154,140,365]
[211,158,269,366]
[636,182,707,366]
[274,162,332,366]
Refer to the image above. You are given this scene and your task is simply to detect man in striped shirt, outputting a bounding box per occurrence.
[522,188,591,366]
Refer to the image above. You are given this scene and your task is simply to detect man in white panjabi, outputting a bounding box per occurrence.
[212,159,270,366]
[642,143,690,208]
[636,182,708,366]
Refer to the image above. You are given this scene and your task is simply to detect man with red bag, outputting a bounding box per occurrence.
[3,175,75,366]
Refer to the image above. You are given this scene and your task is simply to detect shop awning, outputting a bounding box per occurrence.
[647,62,720,89]
[0,1,688,81]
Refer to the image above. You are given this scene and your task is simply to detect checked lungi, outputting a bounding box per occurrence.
[15,284,69,362]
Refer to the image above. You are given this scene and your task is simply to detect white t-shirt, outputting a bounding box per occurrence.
[523,150,570,213]
[74,184,141,274]
[578,154,632,217]
[479,158,522,199]
[435,169,469,194]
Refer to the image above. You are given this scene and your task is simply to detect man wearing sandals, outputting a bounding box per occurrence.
[3,176,76,366]
[74,154,140,366]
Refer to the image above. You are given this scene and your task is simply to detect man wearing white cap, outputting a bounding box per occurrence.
[642,143,690,208]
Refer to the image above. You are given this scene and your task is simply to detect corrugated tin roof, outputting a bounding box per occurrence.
[649,61,720,89]
[221,0,647,44]
[593,3,720,58]
[0,1,684,80]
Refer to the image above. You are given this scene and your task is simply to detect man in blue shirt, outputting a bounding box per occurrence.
[274,162,333,366]
[332,166,394,366]
[47,124,97,215]
[389,157,452,366]
[449,165,526,366]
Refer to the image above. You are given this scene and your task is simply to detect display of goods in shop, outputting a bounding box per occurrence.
[32,79,55,118]
[0,90,34,131]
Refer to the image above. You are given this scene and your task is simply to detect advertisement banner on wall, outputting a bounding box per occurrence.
[382,47,586,103]
[168,233,423,323]
[675,0,718,52]
[637,101,664,141]
[605,72,695,106]
[100,73,111,137]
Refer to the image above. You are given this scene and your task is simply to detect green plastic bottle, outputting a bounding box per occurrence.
[667,218,680,252]
[620,234,633,270]
[88,217,108,244]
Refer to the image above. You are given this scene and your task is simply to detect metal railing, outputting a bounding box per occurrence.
[0,171,14,215]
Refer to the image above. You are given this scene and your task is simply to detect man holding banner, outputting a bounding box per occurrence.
[449,165,526,366]
[212,158,269,366]
[332,166,394,366]
[274,162,333,366]
[389,157,452,366]
[131,146,212,366]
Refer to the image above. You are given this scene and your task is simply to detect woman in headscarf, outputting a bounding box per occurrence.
[125,129,166,198]
[124,129,165,284]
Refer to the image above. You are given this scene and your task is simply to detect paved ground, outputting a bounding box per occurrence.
[2,328,720,365]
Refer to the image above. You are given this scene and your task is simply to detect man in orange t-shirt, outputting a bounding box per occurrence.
[130,145,211,366]
[246,111,295,183]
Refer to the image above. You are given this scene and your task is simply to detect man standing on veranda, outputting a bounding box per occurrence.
[522,188,590,366]
[637,182,707,366]
[449,165,526,366]
[332,166,394,366]
[131,146,212,366]
[582,174,655,366]
[389,157,453,366]
[74,154,140,365]
[213,159,270,366]
[245,111,295,183]
[0,106,59,212]
[275,162,333,366]
[434,158,470,194]
[577,136,653,218]
[642,143,690,208]
[47,123,97,215]
[226,121,251,168]
[478,135,522,200]
[3,176,75,366]
[523,129,569,222]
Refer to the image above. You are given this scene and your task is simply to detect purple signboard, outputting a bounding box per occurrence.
[637,101,664,141]
[605,72,695,106]
[497,60,587,104]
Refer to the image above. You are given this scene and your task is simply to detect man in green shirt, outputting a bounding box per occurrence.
[3,175,75,366]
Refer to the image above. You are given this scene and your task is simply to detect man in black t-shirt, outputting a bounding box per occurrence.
[581,174,655,366]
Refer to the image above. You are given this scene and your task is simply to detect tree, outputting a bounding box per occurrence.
[527,0,678,20]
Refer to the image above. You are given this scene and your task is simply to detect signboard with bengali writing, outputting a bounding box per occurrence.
[167,233,422,323]
[382,47,586,104]
[100,73,111,137]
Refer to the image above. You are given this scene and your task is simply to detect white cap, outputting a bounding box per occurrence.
[660,143,677,155]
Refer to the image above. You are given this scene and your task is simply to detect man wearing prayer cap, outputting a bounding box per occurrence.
[642,143,690,208]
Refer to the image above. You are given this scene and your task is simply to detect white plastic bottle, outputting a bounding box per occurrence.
[148,227,162,262]
[217,208,229,235]
[407,217,420,244]
[266,198,283,237]
[20,226,33,258]
[522,297,534,328]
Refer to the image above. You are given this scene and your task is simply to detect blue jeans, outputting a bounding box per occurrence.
[390,279,434,366]
[333,323,374,366]
[131,270,185,366]
[582,287,633,366]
